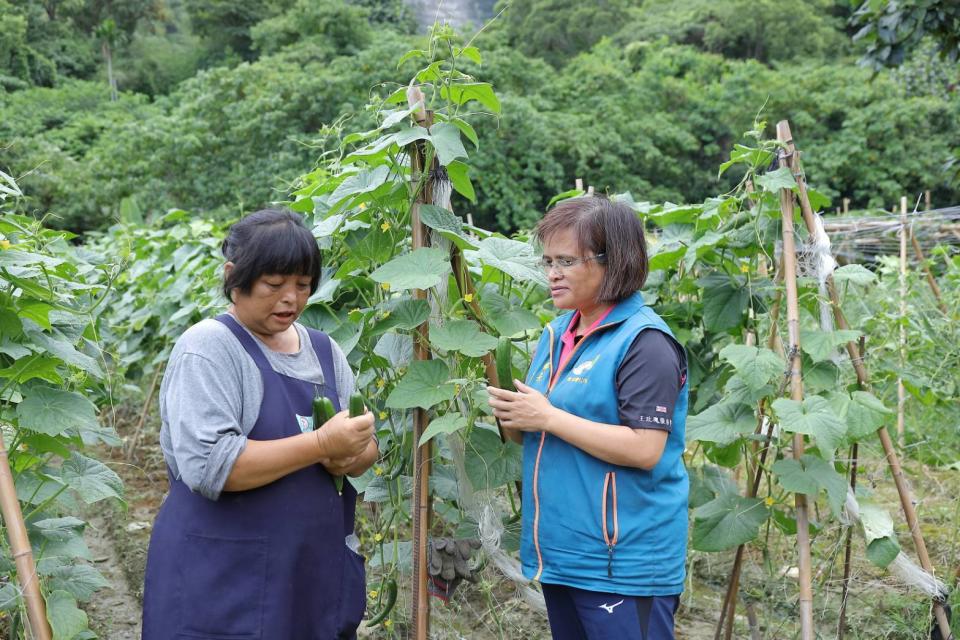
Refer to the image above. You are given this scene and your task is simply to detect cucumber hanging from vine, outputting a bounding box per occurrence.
[365,577,398,627]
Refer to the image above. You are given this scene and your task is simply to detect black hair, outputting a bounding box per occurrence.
[536,196,648,303]
[221,208,321,301]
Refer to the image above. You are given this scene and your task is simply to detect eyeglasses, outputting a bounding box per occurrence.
[537,253,606,272]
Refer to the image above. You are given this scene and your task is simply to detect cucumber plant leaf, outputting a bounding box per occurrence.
[370,248,450,291]
[719,344,785,391]
[800,329,862,363]
[772,455,848,516]
[418,412,470,446]
[772,396,846,454]
[430,319,499,358]
[464,427,521,490]
[17,387,100,437]
[385,360,455,410]
[687,401,756,445]
[692,493,769,551]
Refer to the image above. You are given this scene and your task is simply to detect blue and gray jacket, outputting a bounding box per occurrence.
[520,292,689,595]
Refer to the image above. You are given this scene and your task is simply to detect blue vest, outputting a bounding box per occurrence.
[520,292,689,596]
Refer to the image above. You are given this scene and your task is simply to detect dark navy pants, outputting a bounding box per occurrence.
[542,582,679,640]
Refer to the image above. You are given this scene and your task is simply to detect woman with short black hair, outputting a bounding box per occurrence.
[142,208,378,639]
[488,196,689,640]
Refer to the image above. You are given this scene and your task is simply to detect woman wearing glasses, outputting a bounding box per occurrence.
[487,196,688,640]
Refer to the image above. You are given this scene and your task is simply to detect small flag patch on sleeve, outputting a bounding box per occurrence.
[656,405,668,413]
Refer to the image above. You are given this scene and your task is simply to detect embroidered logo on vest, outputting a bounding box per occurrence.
[571,357,597,375]
[534,361,550,383]
[295,414,314,433]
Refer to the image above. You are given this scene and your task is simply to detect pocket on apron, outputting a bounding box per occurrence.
[337,548,367,637]
[179,533,267,639]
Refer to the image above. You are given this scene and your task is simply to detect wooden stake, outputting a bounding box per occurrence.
[925,190,931,211]
[780,119,953,639]
[897,197,907,450]
[910,231,948,314]
[407,84,433,640]
[776,121,815,640]
[124,364,164,461]
[575,178,583,191]
[836,442,858,640]
[0,430,52,640]
[842,198,850,215]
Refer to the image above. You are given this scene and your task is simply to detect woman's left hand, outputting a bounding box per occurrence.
[487,381,556,432]
[321,436,379,477]
[320,455,359,476]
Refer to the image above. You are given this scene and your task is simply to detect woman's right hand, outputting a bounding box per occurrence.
[316,410,375,460]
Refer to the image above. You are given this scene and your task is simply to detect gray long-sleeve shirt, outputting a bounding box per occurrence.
[158,317,355,500]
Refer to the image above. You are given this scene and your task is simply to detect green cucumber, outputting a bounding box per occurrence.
[495,336,515,392]
[313,396,336,426]
[349,393,366,418]
[312,395,343,495]
[366,577,398,627]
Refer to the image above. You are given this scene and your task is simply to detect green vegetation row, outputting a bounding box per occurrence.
[0,171,124,639]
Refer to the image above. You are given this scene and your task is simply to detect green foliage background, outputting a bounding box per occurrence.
[1,0,958,233]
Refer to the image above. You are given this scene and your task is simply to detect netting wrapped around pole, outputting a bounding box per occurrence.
[446,426,547,612]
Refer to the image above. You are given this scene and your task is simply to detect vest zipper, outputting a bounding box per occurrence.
[530,325,556,581]
[602,471,619,577]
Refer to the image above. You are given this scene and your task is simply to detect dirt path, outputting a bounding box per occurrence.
[84,508,143,639]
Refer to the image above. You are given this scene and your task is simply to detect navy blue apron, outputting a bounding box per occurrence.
[142,314,365,639]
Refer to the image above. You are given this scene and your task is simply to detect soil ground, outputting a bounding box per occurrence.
[83,420,960,639]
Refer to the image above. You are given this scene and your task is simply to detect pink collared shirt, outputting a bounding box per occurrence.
[552,306,614,387]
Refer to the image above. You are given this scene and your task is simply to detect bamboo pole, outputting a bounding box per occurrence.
[0,430,52,640]
[779,118,953,639]
[407,84,433,640]
[897,197,907,450]
[776,121,814,640]
[780,132,859,637]
[910,231,948,314]
[836,441,858,639]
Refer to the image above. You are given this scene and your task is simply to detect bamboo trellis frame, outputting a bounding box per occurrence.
[783,121,952,640]
[717,121,953,640]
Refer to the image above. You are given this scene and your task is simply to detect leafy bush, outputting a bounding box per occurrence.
[613,0,849,63]
[0,171,123,638]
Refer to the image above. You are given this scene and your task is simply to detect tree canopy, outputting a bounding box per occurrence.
[1,0,958,233]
